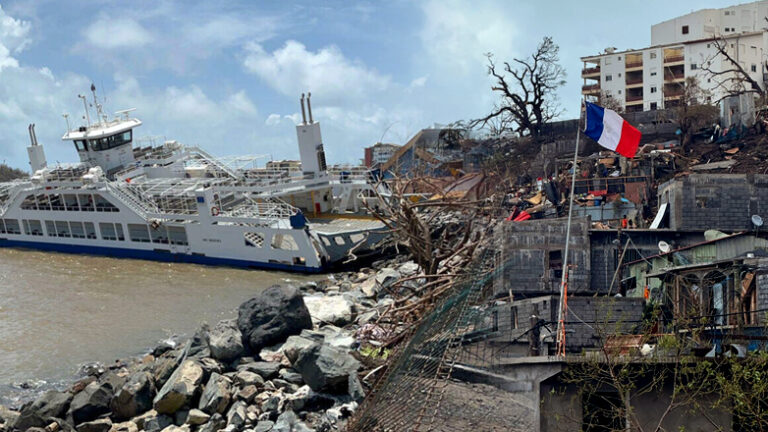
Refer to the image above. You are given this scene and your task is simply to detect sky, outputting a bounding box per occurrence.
[0,0,735,170]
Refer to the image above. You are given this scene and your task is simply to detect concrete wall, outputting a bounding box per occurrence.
[659,174,768,231]
[497,218,591,298]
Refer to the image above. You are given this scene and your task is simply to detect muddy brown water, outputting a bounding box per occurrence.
[0,248,318,405]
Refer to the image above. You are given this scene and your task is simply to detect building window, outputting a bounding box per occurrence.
[618,56,622,61]
[650,71,657,76]
[682,25,689,34]
[606,74,612,81]
[618,73,622,77]
[691,64,698,70]
[618,90,622,94]
[752,64,758,72]
[650,102,658,110]
[724,10,730,15]
[650,86,657,93]
[650,52,657,59]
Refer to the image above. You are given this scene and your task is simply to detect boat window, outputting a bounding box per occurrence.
[271,233,299,251]
[334,236,346,246]
[74,140,88,152]
[0,219,5,234]
[23,219,43,236]
[70,222,85,239]
[3,219,21,234]
[167,226,188,246]
[128,223,150,243]
[21,195,37,210]
[64,194,80,211]
[84,222,97,239]
[36,194,52,211]
[45,220,55,236]
[150,225,169,244]
[78,194,95,211]
[49,194,64,211]
[88,130,132,152]
[115,223,125,241]
[100,223,117,240]
[55,220,70,237]
[93,194,119,212]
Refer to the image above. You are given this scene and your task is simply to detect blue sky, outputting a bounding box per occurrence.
[0,0,732,169]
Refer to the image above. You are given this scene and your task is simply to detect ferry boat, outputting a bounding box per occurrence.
[0,88,387,272]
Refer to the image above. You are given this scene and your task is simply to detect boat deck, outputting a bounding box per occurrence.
[308,217,385,234]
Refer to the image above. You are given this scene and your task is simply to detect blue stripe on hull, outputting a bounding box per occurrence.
[0,238,323,273]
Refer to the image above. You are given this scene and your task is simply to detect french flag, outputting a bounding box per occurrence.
[584,102,641,158]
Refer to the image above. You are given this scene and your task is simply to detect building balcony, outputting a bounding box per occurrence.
[664,72,685,82]
[664,90,683,99]
[664,55,685,64]
[582,66,601,77]
[582,84,600,94]
[625,77,643,87]
[625,61,643,71]
[625,94,643,103]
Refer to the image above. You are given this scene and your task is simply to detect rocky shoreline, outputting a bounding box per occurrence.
[0,255,417,432]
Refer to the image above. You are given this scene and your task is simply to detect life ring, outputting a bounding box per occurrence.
[211,206,220,216]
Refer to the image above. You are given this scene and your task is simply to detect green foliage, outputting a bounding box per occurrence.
[359,345,390,360]
[0,163,25,182]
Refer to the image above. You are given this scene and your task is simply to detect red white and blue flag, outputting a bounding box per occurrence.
[584,102,641,158]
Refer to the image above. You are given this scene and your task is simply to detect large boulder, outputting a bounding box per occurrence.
[236,361,281,380]
[207,319,244,362]
[111,371,156,420]
[68,381,114,425]
[237,285,313,353]
[198,373,232,415]
[303,295,355,326]
[281,335,316,365]
[197,413,226,432]
[13,390,73,430]
[153,360,204,415]
[75,418,112,432]
[293,343,360,394]
[272,410,312,432]
[375,268,400,289]
[225,401,247,429]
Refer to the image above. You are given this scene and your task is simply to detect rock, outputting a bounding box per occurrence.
[303,295,355,327]
[78,362,106,378]
[110,421,139,432]
[207,319,244,363]
[197,358,222,378]
[198,373,232,415]
[68,381,114,425]
[186,324,211,359]
[237,362,281,380]
[152,350,184,390]
[0,405,19,426]
[398,261,420,275]
[157,426,189,432]
[225,401,247,429]
[355,309,378,325]
[233,370,264,388]
[13,390,73,430]
[174,409,189,426]
[375,268,400,289]
[74,418,111,432]
[348,374,366,402]
[185,409,210,426]
[324,332,357,351]
[278,369,304,385]
[359,278,378,298]
[153,360,204,415]
[272,410,312,432]
[237,285,313,353]
[281,336,315,365]
[111,371,155,420]
[129,409,157,430]
[196,413,226,432]
[143,414,173,432]
[293,343,360,394]
[253,421,274,432]
[235,385,258,403]
[284,386,313,412]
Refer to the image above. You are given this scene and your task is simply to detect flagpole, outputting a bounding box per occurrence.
[555,98,584,357]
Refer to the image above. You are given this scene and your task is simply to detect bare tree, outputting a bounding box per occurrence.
[700,36,765,103]
[472,36,566,138]
[598,90,623,113]
[673,77,719,150]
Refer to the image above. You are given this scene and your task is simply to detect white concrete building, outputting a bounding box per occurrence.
[582,1,768,112]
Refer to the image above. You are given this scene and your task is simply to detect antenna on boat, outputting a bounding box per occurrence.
[62,113,71,132]
[91,84,107,125]
[78,94,91,127]
[300,93,307,124]
[307,92,313,124]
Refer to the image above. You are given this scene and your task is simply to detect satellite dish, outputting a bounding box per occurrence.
[752,215,763,228]
[658,241,671,254]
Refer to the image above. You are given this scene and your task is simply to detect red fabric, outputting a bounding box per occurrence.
[513,211,531,222]
[615,120,641,158]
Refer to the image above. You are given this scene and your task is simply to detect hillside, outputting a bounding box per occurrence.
[0,164,26,182]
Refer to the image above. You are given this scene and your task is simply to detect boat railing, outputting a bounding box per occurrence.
[105,181,161,219]
[0,182,31,217]
[186,146,242,180]
[224,196,298,220]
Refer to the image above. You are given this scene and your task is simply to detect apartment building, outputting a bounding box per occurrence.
[364,142,401,168]
[582,1,768,112]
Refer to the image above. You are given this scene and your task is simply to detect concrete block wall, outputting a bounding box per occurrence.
[564,297,646,352]
[757,272,768,325]
[659,174,768,231]
[498,218,591,298]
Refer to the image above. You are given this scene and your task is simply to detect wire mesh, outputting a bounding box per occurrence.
[348,249,536,432]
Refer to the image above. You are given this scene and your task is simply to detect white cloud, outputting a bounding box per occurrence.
[409,75,428,88]
[84,17,153,49]
[265,113,282,126]
[420,0,518,74]
[243,40,390,103]
[0,5,31,70]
